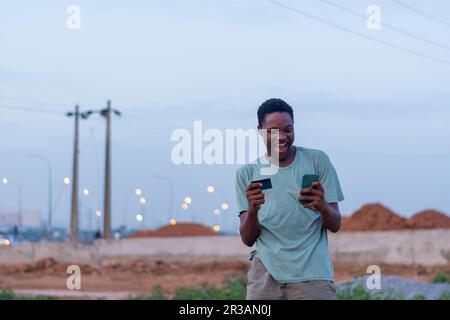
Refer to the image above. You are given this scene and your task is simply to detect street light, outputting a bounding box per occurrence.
[221,203,229,210]
[207,186,215,193]
[1,177,23,223]
[52,177,71,215]
[123,187,144,230]
[184,197,192,204]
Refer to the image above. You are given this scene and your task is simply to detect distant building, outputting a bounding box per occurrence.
[0,211,42,228]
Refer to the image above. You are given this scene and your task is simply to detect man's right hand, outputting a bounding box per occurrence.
[246,182,265,214]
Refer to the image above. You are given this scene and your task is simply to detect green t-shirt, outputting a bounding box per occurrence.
[235,146,344,283]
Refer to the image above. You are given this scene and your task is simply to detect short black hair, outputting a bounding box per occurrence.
[257,98,294,127]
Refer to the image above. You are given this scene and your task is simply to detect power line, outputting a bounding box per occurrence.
[391,0,450,29]
[265,0,450,66]
[319,0,450,52]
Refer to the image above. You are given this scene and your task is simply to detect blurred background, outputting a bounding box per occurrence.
[0,0,449,300]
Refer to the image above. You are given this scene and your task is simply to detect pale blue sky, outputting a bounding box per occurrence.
[1,0,449,232]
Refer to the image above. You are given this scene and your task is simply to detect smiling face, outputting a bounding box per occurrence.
[258,111,295,163]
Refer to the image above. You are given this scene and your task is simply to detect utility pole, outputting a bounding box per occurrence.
[68,105,80,242]
[100,100,121,239]
[103,101,112,240]
[66,105,91,242]
[85,100,121,240]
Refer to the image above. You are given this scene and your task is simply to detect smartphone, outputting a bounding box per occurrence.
[300,174,320,205]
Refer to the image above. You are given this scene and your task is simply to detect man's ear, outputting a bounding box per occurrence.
[258,126,267,138]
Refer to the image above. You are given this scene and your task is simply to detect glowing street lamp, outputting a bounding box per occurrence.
[139,197,146,205]
[136,214,143,222]
[212,225,221,232]
[82,188,90,196]
[221,203,229,210]
[64,177,70,185]
[207,186,215,193]
[1,177,8,184]
[184,197,192,204]
[213,209,221,215]
[181,203,188,210]
[95,210,102,217]
[135,188,142,196]
[169,219,177,226]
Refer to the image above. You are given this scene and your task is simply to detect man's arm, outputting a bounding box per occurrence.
[239,211,261,247]
[318,202,341,233]
[299,181,341,233]
[239,182,264,247]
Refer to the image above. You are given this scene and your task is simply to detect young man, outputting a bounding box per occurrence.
[235,98,344,300]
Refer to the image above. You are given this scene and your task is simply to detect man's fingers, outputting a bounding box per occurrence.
[307,188,323,197]
[246,188,262,196]
[253,199,265,206]
[249,194,265,201]
[311,181,324,192]
[299,195,319,202]
[247,183,263,191]
[299,188,317,195]
[304,201,320,209]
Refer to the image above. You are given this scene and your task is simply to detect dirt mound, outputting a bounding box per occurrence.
[129,223,217,238]
[341,203,407,232]
[406,210,450,229]
[3,258,100,275]
[100,258,249,275]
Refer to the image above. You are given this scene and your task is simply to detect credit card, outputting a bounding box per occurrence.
[251,178,272,190]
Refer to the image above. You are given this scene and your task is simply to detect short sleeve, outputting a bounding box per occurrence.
[235,167,250,216]
[316,152,345,203]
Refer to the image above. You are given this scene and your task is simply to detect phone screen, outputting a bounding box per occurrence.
[300,174,320,205]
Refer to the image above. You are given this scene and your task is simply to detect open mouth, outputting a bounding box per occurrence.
[275,142,289,154]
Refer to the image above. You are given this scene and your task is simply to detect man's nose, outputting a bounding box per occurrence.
[278,132,288,141]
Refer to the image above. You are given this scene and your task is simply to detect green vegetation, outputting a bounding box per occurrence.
[336,285,399,300]
[131,276,246,300]
[131,280,450,301]
[0,288,57,300]
[430,272,450,284]
[439,290,450,300]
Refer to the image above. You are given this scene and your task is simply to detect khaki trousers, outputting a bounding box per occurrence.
[246,257,337,300]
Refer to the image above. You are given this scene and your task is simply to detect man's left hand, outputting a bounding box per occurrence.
[298,181,327,213]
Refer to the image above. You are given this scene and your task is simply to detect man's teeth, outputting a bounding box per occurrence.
[277,143,287,147]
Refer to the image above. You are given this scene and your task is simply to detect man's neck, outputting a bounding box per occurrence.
[269,146,297,168]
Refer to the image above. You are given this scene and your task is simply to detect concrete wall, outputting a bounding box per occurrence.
[328,229,450,266]
[1,229,449,266]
